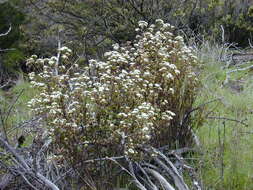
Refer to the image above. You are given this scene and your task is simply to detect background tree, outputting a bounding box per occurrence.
[0,0,25,86]
[21,0,200,61]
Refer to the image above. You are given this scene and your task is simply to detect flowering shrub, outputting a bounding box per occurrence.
[27,19,199,162]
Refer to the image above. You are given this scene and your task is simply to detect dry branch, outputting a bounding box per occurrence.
[227,64,253,74]
[0,25,11,37]
[207,116,248,127]
[144,168,176,190]
[0,136,60,190]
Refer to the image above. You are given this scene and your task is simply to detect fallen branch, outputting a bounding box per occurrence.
[144,168,176,190]
[154,157,190,190]
[227,64,253,74]
[138,147,192,190]
[0,136,60,190]
[0,173,14,190]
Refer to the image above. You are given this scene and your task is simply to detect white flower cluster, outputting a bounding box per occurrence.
[27,19,199,158]
[58,46,72,59]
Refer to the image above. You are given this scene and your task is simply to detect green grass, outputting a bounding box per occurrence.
[0,79,37,145]
[195,45,253,190]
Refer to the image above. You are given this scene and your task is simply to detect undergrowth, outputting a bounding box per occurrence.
[196,42,253,190]
[0,80,37,145]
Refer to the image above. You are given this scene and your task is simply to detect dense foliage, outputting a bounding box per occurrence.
[3,0,253,79]
[20,0,253,59]
[0,0,25,84]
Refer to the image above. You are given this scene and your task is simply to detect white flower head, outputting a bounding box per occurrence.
[138,21,148,29]
[112,43,120,50]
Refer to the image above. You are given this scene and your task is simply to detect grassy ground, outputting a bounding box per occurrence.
[0,79,37,145]
[196,43,253,190]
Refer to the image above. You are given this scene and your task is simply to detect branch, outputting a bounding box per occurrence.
[135,163,158,190]
[207,116,248,127]
[0,173,14,190]
[182,98,222,127]
[154,157,190,190]
[159,146,195,154]
[127,160,148,190]
[0,79,11,89]
[55,35,61,75]
[248,38,253,49]
[0,136,60,190]
[227,64,253,74]
[0,136,30,170]
[220,25,225,44]
[4,89,24,126]
[144,168,176,190]
[83,156,125,163]
[36,173,60,190]
[0,48,16,52]
[18,171,39,190]
[107,157,147,190]
[186,98,222,116]
[0,25,12,37]
[151,148,190,190]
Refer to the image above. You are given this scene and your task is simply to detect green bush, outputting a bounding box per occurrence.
[21,0,202,59]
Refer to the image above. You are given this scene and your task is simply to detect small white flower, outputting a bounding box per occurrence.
[138,21,148,28]
[155,19,164,25]
[165,73,174,80]
[112,43,120,50]
[127,148,135,154]
[62,54,68,60]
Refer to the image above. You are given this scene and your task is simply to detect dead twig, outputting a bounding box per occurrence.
[0,48,16,52]
[207,116,248,127]
[4,89,24,125]
[248,38,253,49]
[0,136,60,190]
[227,64,253,74]
[0,25,12,37]
[182,98,222,127]
[0,79,11,89]
[144,168,176,190]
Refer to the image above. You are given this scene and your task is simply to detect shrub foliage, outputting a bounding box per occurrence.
[27,19,200,188]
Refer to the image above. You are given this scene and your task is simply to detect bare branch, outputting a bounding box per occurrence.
[144,168,176,190]
[220,25,225,44]
[248,38,253,49]
[0,79,11,89]
[207,116,248,127]
[55,35,61,75]
[0,25,12,37]
[0,136,30,170]
[84,156,125,164]
[154,157,190,190]
[0,173,13,190]
[0,48,16,52]
[227,64,253,74]
[18,171,40,190]
[4,89,24,126]
[0,136,60,190]
[136,164,158,190]
[36,173,60,190]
